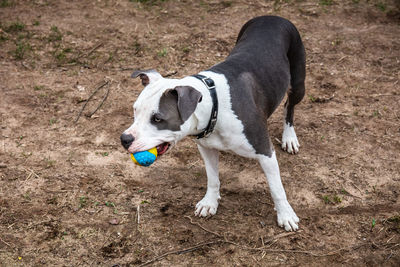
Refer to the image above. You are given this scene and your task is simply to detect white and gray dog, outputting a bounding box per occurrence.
[121,16,305,231]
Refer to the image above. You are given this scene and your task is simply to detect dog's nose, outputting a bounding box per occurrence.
[120,133,134,149]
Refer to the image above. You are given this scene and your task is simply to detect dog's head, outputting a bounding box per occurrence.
[120,70,203,157]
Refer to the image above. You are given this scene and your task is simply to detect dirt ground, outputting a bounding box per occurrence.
[1,0,399,266]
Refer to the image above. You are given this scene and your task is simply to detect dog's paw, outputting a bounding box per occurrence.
[276,202,299,231]
[195,195,220,217]
[281,123,300,154]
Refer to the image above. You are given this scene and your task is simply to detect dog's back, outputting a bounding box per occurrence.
[208,15,305,156]
[211,16,304,113]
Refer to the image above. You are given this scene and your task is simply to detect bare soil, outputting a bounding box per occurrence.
[1,0,399,266]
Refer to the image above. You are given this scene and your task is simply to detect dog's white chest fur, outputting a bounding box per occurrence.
[194,71,257,159]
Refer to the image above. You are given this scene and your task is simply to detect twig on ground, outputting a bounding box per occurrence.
[184,215,221,237]
[371,93,399,97]
[66,42,103,66]
[185,215,298,248]
[85,42,103,58]
[187,160,201,169]
[137,204,140,226]
[262,231,298,245]
[351,181,363,194]
[22,167,41,180]
[223,239,368,256]
[138,240,223,267]
[0,236,12,247]
[119,66,135,71]
[85,85,110,118]
[75,80,110,123]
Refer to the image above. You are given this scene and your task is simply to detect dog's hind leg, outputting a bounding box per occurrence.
[258,151,299,231]
[282,34,306,154]
[195,145,221,217]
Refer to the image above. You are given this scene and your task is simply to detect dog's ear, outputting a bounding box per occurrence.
[131,69,163,86]
[173,86,203,122]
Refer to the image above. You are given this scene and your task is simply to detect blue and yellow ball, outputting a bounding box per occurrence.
[131,147,157,167]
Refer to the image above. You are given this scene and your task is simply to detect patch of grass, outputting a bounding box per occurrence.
[53,47,73,65]
[157,47,167,57]
[273,0,291,11]
[221,1,232,8]
[44,157,56,168]
[14,41,31,60]
[48,25,62,42]
[105,201,115,208]
[34,85,44,91]
[322,195,331,204]
[61,231,68,240]
[387,215,400,230]
[15,136,23,147]
[5,21,25,33]
[0,32,9,42]
[23,192,31,201]
[371,218,376,228]
[95,151,110,157]
[331,37,342,46]
[105,201,118,213]
[319,0,333,6]
[333,195,342,203]
[79,196,88,209]
[33,20,40,26]
[375,2,386,11]
[141,200,150,204]
[341,188,349,195]
[182,47,190,53]
[49,118,57,125]
[372,110,380,117]
[131,41,142,55]
[54,50,66,61]
[308,95,316,102]
[388,215,400,223]
[0,0,13,7]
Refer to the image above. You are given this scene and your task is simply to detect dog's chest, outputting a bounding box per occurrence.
[195,71,257,158]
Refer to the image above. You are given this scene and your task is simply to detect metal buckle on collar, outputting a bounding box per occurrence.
[201,77,215,90]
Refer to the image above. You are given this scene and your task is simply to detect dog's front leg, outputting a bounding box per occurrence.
[194,144,221,217]
[258,151,299,231]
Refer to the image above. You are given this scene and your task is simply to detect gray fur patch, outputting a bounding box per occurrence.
[153,89,183,131]
[152,86,202,131]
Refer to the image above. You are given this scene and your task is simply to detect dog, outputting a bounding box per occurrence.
[120,16,305,231]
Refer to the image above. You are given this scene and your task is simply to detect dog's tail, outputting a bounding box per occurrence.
[285,21,306,125]
[287,22,306,98]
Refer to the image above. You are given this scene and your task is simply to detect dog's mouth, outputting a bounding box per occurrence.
[156,142,171,156]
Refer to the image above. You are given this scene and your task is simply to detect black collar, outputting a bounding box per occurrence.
[192,74,218,139]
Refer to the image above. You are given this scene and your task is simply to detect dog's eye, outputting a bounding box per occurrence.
[152,114,163,123]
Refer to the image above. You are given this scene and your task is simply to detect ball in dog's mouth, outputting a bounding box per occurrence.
[156,142,170,156]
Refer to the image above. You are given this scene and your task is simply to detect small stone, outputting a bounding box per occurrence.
[109,218,119,225]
